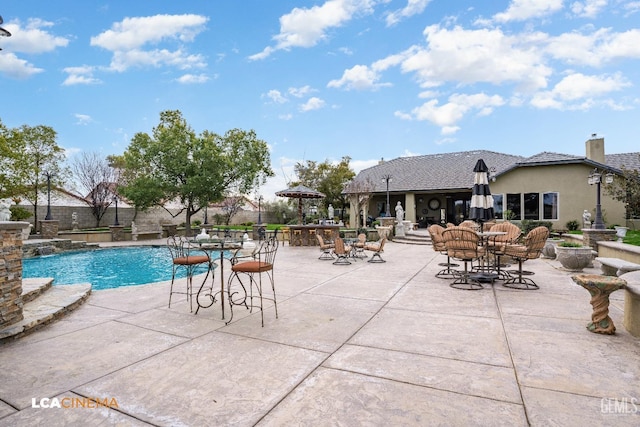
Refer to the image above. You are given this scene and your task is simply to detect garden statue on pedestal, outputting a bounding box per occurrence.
[328,204,334,221]
[583,210,592,229]
[395,201,404,223]
[0,198,12,221]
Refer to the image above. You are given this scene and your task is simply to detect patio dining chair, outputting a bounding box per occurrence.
[502,226,550,290]
[353,233,368,258]
[364,237,387,263]
[441,226,485,290]
[227,234,279,326]
[167,236,212,312]
[428,224,459,278]
[332,237,352,265]
[486,222,522,280]
[316,234,335,260]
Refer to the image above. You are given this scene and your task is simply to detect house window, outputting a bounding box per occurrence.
[493,194,504,219]
[506,193,521,220]
[524,193,539,220]
[543,192,559,220]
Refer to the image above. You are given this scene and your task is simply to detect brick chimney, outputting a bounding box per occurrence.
[585,134,605,164]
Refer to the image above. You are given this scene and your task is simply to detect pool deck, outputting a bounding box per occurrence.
[1,237,639,426]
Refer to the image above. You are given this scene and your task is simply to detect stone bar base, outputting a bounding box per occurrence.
[0,222,29,328]
[109,225,125,242]
[582,228,617,252]
[39,220,60,239]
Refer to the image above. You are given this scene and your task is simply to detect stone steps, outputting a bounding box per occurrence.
[0,279,92,342]
[393,232,432,245]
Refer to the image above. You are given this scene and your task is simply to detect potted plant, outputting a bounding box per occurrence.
[555,242,594,271]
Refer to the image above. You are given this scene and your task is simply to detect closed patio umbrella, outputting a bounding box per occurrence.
[469,159,494,229]
[275,184,325,225]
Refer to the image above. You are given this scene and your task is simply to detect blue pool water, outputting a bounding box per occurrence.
[22,246,220,290]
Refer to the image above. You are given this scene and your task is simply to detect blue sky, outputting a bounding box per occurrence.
[1,0,640,199]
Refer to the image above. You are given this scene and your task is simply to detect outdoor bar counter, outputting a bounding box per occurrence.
[288,225,340,246]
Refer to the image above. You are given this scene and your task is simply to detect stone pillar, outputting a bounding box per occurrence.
[582,229,617,252]
[0,222,29,328]
[109,225,125,242]
[39,220,59,239]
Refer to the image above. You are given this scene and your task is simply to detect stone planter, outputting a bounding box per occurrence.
[541,238,564,259]
[375,225,392,240]
[555,245,594,271]
[614,226,628,242]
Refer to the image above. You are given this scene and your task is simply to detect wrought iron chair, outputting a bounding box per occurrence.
[316,234,335,260]
[502,226,550,290]
[428,224,459,278]
[332,237,352,265]
[167,236,211,312]
[364,237,387,263]
[441,227,485,290]
[227,234,279,326]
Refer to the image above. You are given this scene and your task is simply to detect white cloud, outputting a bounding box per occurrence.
[570,0,607,18]
[265,89,288,104]
[249,0,376,60]
[623,1,640,16]
[288,85,316,98]
[545,28,640,67]
[327,64,384,90]
[397,92,505,133]
[385,0,433,27]
[401,25,551,92]
[90,14,208,72]
[62,66,102,86]
[1,19,69,54]
[492,0,564,23]
[531,72,631,109]
[0,19,67,79]
[176,73,209,84]
[300,97,326,111]
[0,52,43,79]
[74,114,93,125]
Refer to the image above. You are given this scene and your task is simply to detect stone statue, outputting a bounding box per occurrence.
[327,204,334,220]
[0,198,12,221]
[395,201,404,222]
[583,209,591,228]
[71,212,79,230]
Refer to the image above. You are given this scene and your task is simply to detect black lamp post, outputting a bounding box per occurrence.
[588,168,614,230]
[43,171,54,220]
[258,195,263,225]
[382,174,392,217]
[112,195,120,226]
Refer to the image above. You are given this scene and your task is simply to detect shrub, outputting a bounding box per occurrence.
[521,220,552,235]
[558,242,583,247]
[566,220,580,231]
[10,206,32,221]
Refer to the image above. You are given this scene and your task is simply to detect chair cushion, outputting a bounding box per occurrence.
[173,255,210,265]
[231,260,273,273]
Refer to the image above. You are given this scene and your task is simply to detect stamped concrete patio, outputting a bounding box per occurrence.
[0,238,639,426]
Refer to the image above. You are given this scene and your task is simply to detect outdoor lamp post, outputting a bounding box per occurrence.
[382,174,392,217]
[113,195,120,226]
[258,195,263,225]
[43,170,54,220]
[588,169,614,230]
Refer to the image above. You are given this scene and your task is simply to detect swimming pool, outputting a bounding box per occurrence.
[22,246,226,290]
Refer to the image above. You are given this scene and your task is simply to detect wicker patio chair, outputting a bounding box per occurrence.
[316,234,335,260]
[364,237,387,263]
[441,226,485,290]
[486,222,522,280]
[502,226,550,290]
[332,237,352,265]
[428,224,459,278]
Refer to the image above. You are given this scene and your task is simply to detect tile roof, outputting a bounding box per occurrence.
[350,149,640,194]
[351,150,524,193]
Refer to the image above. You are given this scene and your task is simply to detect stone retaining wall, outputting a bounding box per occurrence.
[0,222,28,328]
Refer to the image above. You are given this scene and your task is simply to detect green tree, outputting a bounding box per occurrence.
[1,123,68,230]
[604,157,640,219]
[293,156,355,220]
[118,110,273,235]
